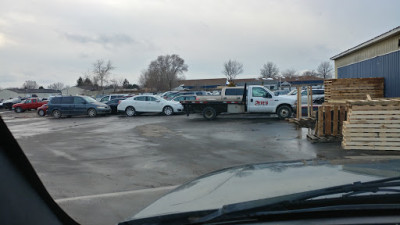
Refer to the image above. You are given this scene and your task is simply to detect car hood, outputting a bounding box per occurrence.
[131,159,400,220]
[91,101,108,107]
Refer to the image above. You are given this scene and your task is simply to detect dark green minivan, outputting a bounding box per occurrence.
[47,96,111,118]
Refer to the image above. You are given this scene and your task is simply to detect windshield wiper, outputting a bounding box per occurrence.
[192,176,400,224]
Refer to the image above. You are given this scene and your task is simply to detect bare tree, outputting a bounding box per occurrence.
[92,59,115,89]
[222,60,243,82]
[317,61,333,79]
[281,69,298,80]
[260,62,279,79]
[300,70,320,80]
[109,78,119,92]
[140,54,188,92]
[47,82,64,90]
[22,80,39,89]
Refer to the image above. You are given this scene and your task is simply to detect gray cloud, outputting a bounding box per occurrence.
[64,33,134,48]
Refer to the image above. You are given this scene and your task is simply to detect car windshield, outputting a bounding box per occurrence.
[81,96,97,103]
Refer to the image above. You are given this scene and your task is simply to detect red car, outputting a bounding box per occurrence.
[37,104,48,117]
[12,98,48,113]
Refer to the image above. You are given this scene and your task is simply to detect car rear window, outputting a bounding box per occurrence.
[225,88,244,96]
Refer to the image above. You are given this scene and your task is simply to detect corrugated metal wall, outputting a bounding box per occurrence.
[337,50,400,97]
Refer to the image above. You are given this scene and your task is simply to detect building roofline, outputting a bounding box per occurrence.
[331,26,400,60]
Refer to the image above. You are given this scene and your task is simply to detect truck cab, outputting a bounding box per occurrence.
[246,86,296,115]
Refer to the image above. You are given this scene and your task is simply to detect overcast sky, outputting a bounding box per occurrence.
[1,0,399,88]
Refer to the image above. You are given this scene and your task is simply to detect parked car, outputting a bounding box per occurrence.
[287,89,325,104]
[117,95,183,116]
[274,89,290,96]
[105,98,125,114]
[47,96,111,118]
[12,98,48,113]
[119,159,400,225]
[166,91,208,100]
[170,95,197,102]
[98,94,127,103]
[161,91,179,99]
[2,98,22,110]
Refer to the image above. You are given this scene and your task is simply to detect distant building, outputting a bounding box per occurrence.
[0,88,61,100]
[331,26,400,97]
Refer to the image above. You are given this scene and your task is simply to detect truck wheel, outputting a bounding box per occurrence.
[15,107,23,113]
[88,108,97,117]
[52,110,62,119]
[163,106,173,116]
[277,105,292,119]
[202,107,217,120]
[125,106,136,117]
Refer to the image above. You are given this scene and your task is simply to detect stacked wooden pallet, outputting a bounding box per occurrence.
[342,99,400,151]
[315,103,347,137]
[324,78,384,103]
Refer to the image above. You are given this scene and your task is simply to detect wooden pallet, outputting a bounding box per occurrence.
[324,78,384,102]
[315,104,347,137]
[342,100,400,151]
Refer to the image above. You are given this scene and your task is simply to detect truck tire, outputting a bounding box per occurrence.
[202,107,217,120]
[277,105,292,119]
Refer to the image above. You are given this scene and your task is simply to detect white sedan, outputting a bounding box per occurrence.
[117,95,184,116]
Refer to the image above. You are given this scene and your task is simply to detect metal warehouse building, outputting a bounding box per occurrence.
[331,26,400,97]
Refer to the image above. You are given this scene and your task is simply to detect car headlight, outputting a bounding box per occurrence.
[97,106,108,109]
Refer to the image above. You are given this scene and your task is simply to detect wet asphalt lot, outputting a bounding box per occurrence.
[1,110,355,225]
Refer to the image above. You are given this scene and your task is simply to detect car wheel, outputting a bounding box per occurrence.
[202,107,217,120]
[15,107,23,113]
[38,109,45,117]
[277,105,292,119]
[163,106,174,116]
[52,110,61,119]
[88,108,97,117]
[125,106,136,117]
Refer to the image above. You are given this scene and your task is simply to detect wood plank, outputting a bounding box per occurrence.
[339,106,346,134]
[332,106,338,136]
[343,132,400,137]
[347,120,400,124]
[344,137,400,142]
[342,128,400,132]
[343,124,400,128]
[350,110,400,115]
[343,142,400,147]
[317,106,323,137]
[325,106,331,135]
[350,106,400,111]
[349,115,400,119]
[343,146,400,151]
[297,86,301,119]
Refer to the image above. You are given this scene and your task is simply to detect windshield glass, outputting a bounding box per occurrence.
[81,96,97,103]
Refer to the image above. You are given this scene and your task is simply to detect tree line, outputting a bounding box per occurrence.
[16,56,333,92]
